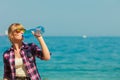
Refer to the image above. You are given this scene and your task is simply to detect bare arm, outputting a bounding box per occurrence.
[37,36,50,60]
[32,31,51,60]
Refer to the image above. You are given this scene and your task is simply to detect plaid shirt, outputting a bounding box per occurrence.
[3,42,43,80]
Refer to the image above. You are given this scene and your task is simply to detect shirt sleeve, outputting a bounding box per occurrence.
[30,43,43,59]
[3,53,11,79]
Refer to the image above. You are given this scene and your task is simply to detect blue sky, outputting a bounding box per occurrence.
[0,0,120,36]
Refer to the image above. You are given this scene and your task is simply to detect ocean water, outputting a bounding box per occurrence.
[0,36,120,80]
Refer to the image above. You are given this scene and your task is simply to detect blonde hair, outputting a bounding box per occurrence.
[8,23,24,43]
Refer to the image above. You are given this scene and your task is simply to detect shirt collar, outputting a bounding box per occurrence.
[9,42,29,51]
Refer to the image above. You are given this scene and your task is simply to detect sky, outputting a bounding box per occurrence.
[0,0,120,36]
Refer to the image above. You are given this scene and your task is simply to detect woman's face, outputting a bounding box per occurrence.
[11,27,25,42]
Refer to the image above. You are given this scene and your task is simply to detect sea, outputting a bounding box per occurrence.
[0,36,120,80]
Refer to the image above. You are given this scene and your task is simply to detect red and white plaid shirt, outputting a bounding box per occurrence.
[3,42,43,80]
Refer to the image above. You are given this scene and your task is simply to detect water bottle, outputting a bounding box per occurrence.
[23,26,45,38]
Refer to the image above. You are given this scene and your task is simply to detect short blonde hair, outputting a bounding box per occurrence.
[8,23,24,43]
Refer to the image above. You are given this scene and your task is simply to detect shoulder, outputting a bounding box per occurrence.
[28,43,38,47]
[22,42,36,48]
[23,42,39,50]
[3,49,10,59]
[28,43,36,46]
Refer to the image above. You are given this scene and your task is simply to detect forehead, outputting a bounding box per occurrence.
[11,25,24,31]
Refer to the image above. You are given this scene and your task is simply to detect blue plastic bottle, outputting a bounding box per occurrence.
[23,26,45,38]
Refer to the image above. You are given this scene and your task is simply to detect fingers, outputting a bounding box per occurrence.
[31,30,41,37]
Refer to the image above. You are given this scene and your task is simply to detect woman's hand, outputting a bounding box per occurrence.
[31,30,42,38]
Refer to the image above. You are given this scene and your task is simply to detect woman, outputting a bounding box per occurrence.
[3,23,51,80]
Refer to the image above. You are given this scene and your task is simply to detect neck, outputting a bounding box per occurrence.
[13,41,23,50]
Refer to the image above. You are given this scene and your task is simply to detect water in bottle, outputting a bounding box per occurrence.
[23,26,45,38]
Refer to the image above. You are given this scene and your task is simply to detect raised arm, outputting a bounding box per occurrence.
[32,31,51,60]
